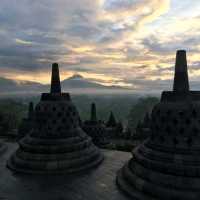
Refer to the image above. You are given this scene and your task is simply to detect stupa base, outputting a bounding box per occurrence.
[7,134,104,174]
[116,162,154,200]
[7,152,103,174]
[117,157,200,200]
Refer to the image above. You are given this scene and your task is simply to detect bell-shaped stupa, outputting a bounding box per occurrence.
[7,63,103,174]
[18,102,34,139]
[83,103,109,147]
[117,50,200,199]
[106,111,117,128]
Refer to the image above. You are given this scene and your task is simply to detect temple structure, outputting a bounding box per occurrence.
[7,63,103,174]
[18,102,34,139]
[106,111,117,128]
[83,103,108,147]
[117,50,200,199]
[0,114,7,152]
[133,112,151,142]
[106,111,118,138]
[143,112,151,128]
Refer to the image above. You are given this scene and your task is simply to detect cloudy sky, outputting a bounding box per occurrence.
[0,0,200,92]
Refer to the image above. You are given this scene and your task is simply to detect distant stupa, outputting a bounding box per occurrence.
[107,111,117,127]
[18,102,34,139]
[91,103,97,122]
[83,103,109,147]
[0,112,7,153]
[134,113,151,142]
[8,63,103,174]
[106,111,119,138]
[117,50,200,199]
[28,102,34,119]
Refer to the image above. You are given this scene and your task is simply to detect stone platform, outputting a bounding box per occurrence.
[0,142,131,200]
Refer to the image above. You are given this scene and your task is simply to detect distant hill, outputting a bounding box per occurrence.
[61,74,125,90]
[0,74,130,95]
[0,77,46,94]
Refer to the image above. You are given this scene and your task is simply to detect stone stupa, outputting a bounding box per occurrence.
[7,63,103,174]
[117,50,200,199]
[83,103,109,147]
[106,111,117,128]
[106,111,118,138]
[18,102,34,139]
[0,113,7,154]
[134,113,151,142]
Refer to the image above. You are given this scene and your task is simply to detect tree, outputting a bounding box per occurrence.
[128,97,159,132]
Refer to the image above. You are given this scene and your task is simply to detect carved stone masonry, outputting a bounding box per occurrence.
[117,50,200,200]
[7,63,103,174]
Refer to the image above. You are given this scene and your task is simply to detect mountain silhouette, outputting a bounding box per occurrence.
[0,74,128,95]
[61,74,123,89]
[0,77,46,94]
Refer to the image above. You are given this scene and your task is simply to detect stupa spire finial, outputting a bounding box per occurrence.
[91,103,97,122]
[173,50,189,92]
[50,63,61,94]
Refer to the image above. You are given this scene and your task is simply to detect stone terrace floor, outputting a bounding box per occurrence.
[0,141,131,200]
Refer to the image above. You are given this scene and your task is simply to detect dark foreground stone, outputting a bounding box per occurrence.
[0,142,131,200]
